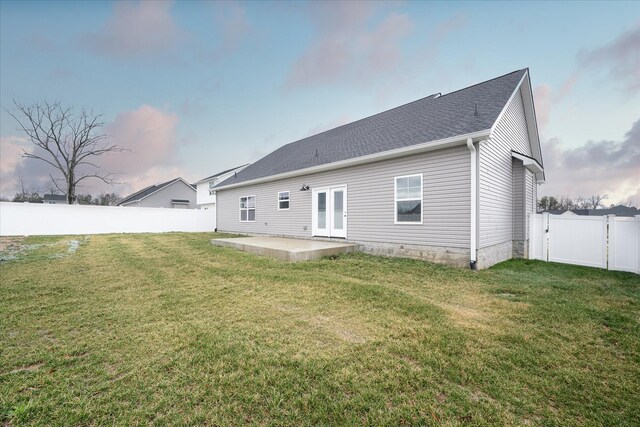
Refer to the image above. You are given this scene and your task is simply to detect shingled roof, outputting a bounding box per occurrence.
[194,164,250,185]
[118,178,194,206]
[216,69,528,189]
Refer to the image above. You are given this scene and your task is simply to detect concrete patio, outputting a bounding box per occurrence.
[211,236,359,262]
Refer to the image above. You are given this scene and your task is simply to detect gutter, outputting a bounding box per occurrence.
[467,138,478,269]
[214,129,491,191]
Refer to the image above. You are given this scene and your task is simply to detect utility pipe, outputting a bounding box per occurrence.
[467,138,477,269]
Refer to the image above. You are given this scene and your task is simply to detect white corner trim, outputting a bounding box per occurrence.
[215,129,491,191]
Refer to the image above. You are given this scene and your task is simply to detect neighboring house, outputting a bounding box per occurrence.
[587,205,639,217]
[545,205,638,217]
[43,194,67,205]
[214,69,544,269]
[118,178,196,209]
[194,164,250,210]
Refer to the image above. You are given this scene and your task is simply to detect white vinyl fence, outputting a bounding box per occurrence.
[0,202,217,236]
[529,213,640,274]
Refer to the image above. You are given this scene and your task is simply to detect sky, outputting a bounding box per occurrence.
[0,0,638,205]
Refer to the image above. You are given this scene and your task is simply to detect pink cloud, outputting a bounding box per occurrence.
[0,135,59,197]
[0,105,187,198]
[214,1,250,54]
[533,84,552,133]
[102,105,180,183]
[83,0,184,60]
[367,13,413,72]
[555,73,579,103]
[533,73,581,137]
[0,136,30,195]
[284,3,413,89]
[579,24,640,94]
[540,119,640,206]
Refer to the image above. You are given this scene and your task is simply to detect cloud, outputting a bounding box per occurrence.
[304,115,352,137]
[284,3,413,89]
[579,24,640,94]
[533,84,552,133]
[0,105,187,198]
[540,119,640,206]
[533,72,581,135]
[0,136,30,195]
[213,1,250,54]
[82,0,184,60]
[0,135,60,197]
[102,105,185,194]
[555,73,579,103]
[431,13,467,41]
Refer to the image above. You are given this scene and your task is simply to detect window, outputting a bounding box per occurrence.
[208,180,217,196]
[240,196,256,222]
[278,191,290,210]
[395,174,422,223]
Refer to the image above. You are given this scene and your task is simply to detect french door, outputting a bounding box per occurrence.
[312,186,347,238]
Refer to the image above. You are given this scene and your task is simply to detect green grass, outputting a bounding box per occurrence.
[1,233,638,426]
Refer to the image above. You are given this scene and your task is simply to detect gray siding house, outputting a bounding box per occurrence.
[214,69,544,269]
[118,178,197,209]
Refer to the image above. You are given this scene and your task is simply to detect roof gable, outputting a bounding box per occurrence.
[194,164,251,185]
[217,69,529,189]
[118,177,195,205]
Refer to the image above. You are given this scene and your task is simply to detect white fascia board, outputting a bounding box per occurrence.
[512,151,544,174]
[214,129,491,191]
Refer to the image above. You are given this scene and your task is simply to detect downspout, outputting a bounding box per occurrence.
[467,138,477,270]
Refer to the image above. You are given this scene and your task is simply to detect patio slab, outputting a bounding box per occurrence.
[211,236,359,262]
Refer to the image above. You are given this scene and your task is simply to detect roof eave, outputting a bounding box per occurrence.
[194,164,251,184]
[215,129,491,191]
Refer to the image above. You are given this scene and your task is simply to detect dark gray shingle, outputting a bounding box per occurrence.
[217,69,527,188]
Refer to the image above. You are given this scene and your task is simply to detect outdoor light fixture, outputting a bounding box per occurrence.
[300,184,310,191]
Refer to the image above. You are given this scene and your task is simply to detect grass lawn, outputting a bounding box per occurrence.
[1,233,638,426]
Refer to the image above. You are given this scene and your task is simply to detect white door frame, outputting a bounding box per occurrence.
[312,185,347,238]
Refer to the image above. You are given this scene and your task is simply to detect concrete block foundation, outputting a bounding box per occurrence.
[359,241,470,269]
[477,241,513,269]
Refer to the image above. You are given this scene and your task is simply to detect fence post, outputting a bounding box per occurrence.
[528,213,534,259]
[543,212,550,262]
[607,215,615,271]
[636,215,640,274]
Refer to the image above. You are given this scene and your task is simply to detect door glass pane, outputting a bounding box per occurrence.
[318,192,326,229]
[333,191,343,229]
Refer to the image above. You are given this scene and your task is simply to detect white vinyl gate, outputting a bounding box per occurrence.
[529,213,640,274]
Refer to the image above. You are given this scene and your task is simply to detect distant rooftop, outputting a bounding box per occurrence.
[195,164,250,185]
[118,178,193,206]
[43,194,67,201]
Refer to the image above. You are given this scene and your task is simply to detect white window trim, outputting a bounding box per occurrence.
[208,180,216,196]
[394,173,423,225]
[239,195,256,222]
[277,191,290,211]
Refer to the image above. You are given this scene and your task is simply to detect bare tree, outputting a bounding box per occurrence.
[17,175,27,200]
[8,100,124,204]
[588,194,608,209]
[45,182,59,195]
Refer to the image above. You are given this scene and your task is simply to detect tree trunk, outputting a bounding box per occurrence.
[67,174,75,204]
